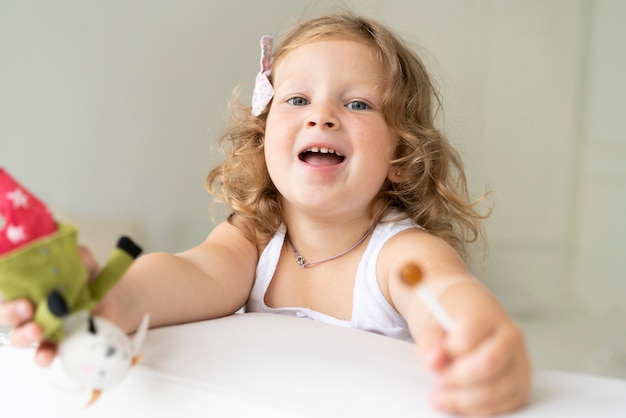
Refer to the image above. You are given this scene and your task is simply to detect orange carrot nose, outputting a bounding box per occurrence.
[86,389,102,407]
[399,262,423,286]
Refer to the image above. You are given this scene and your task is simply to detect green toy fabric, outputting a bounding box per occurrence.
[0,222,141,342]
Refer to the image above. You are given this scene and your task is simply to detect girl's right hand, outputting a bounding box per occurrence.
[0,298,57,366]
[0,245,101,366]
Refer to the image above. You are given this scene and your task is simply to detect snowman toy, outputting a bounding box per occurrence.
[59,312,150,404]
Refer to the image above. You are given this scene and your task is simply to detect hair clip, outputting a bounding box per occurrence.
[251,35,274,116]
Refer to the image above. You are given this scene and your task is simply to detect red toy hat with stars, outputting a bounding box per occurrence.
[0,168,57,255]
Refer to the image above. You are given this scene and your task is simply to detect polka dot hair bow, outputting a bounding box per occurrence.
[251,35,274,116]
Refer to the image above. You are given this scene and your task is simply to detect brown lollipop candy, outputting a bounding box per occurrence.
[399,262,423,286]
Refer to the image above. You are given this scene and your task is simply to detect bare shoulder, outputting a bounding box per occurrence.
[379,227,469,277]
[177,217,260,284]
[376,227,474,315]
[197,217,257,253]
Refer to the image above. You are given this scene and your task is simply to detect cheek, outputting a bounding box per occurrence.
[360,133,397,184]
[263,140,281,178]
[263,117,284,151]
[263,121,290,176]
[358,135,395,167]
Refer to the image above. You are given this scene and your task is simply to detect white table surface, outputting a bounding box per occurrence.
[1,312,625,417]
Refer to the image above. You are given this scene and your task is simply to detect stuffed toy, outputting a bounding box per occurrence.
[0,167,147,402]
[59,312,150,404]
[0,167,142,341]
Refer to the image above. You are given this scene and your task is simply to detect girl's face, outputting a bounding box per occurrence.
[264,40,397,220]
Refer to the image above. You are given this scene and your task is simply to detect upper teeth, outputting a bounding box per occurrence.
[306,147,343,156]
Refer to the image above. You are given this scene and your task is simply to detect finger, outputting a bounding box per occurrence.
[78,245,100,282]
[417,319,449,371]
[432,359,531,416]
[444,314,494,358]
[440,324,524,387]
[35,341,58,367]
[9,322,43,347]
[0,299,34,327]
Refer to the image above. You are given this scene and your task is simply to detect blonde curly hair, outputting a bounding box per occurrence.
[206,13,489,261]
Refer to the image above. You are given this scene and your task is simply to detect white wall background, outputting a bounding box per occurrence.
[2,0,625,373]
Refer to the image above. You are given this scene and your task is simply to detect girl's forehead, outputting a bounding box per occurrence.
[273,40,383,78]
[278,38,376,61]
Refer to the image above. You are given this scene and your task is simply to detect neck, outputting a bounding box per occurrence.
[283,213,374,266]
[286,222,375,268]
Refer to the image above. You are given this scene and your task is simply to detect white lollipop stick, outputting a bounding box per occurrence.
[400,263,454,333]
[416,285,454,333]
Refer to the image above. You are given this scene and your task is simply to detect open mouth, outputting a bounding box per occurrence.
[299,147,346,166]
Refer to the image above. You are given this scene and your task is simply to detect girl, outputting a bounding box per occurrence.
[1,13,530,416]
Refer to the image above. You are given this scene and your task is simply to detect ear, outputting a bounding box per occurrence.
[387,166,405,183]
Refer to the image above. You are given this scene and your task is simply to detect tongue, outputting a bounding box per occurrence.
[302,152,343,166]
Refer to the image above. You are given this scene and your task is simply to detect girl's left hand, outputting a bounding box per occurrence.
[418,312,532,416]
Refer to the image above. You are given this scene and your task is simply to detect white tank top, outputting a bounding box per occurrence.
[246,215,422,341]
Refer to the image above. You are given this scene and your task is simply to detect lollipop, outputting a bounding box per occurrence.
[399,262,454,332]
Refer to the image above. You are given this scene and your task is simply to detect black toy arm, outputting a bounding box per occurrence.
[88,236,142,303]
[117,236,142,259]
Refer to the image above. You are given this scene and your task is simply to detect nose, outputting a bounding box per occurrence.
[306,103,339,129]
[307,119,336,128]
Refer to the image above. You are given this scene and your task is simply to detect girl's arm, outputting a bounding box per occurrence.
[1,218,258,366]
[97,219,259,333]
[383,230,531,416]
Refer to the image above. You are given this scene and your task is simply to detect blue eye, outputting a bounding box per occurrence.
[347,101,369,110]
[288,97,309,106]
